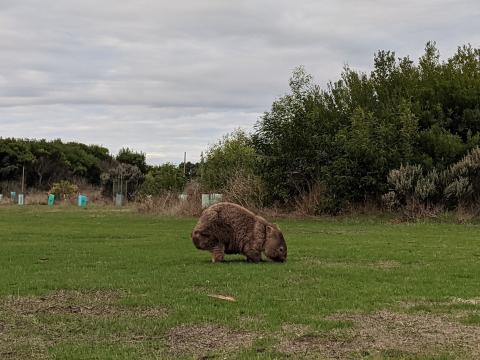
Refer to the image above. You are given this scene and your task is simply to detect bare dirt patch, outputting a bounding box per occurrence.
[278,311,480,359]
[167,324,256,357]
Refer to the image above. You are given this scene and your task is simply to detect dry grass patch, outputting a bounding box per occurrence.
[280,323,313,337]
[447,298,480,306]
[278,311,480,359]
[167,324,256,357]
[402,297,480,308]
[1,289,167,318]
[368,260,401,270]
[299,257,401,270]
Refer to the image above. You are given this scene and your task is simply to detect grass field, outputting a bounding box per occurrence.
[0,206,479,359]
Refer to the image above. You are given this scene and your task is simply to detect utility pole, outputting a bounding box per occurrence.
[183,152,187,176]
[21,166,25,194]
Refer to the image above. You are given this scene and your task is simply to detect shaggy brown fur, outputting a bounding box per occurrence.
[191,202,287,263]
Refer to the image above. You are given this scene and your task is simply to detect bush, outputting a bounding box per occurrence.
[49,180,78,200]
[201,129,258,192]
[445,147,480,206]
[384,147,480,218]
[384,164,444,218]
[140,163,186,196]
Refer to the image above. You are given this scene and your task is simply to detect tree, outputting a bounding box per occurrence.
[140,163,186,195]
[201,129,258,192]
[116,148,148,174]
[101,163,145,199]
[253,43,480,210]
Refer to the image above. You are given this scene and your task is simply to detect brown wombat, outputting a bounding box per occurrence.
[191,202,287,263]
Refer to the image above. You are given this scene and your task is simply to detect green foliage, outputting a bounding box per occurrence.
[116,148,148,174]
[140,163,186,195]
[201,129,258,192]
[253,43,480,210]
[0,138,112,188]
[49,180,79,200]
[178,161,199,181]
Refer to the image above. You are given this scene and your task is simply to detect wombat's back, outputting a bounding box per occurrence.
[209,202,265,251]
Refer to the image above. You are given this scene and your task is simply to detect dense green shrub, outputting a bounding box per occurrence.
[201,129,258,192]
[140,163,186,195]
[253,43,480,211]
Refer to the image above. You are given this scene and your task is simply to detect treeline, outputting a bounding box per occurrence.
[2,42,479,214]
[0,139,112,188]
[200,42,480,213]
[0,138,195,198]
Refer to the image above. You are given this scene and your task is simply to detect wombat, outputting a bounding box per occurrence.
[191,202,287,263]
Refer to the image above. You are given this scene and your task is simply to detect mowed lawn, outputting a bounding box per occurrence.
[0,206,479,359]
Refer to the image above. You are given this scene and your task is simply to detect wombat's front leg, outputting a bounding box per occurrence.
[211,243,225,263]
[244,247,262,263]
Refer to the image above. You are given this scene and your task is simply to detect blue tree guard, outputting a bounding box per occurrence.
[78,194,87,207]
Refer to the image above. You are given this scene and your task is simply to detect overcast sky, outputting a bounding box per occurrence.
[1,1,478,164]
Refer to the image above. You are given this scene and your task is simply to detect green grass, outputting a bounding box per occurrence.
[0,206,479,359]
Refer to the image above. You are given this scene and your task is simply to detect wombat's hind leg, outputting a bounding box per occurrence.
[211,243,225,263]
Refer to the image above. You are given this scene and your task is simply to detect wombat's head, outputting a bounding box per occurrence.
[192,227,216,250]
[264,224,287,262]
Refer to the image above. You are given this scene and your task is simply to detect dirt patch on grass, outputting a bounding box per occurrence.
[1,289,167,318]
[300,257,401,270]
[368,260,401,269]
[281,323,312,337]
[402,297,480,308]
[447,297,480,306]
[278,311,480,359]
[167,324,256,357]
